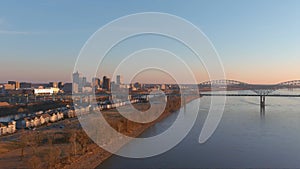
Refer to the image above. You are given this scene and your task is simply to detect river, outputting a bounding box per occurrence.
[97,89,300,168]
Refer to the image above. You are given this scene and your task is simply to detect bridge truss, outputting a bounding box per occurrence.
[199,79,300,95]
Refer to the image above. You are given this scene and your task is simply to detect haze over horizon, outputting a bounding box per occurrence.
[1,0,300,84]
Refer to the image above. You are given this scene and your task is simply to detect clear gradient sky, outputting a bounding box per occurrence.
[0,0,299,84]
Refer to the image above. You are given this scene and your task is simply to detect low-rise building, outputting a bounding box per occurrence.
[57,112,64,120]
[20,82,32,89]
[23,117,31,128]
[40,113,51,124]
[62,83,72,93]
[34,87,59,95]
[49,113,58,123]
[0,123,7,135]
[3,83,15,90]
[0,121,16,135]
[66,109,76,118]
[32,117,41,127]
[7,121,16,133]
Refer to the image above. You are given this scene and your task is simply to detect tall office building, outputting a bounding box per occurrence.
[72,71,86,92]
[82,77,87,87]
[116,75,123,85]
[92,77,101,89]
[102,76,111,91]
[72,71,80,84]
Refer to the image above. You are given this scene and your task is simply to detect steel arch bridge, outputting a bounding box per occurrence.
[199,79,248,87]
[277,80,300,88]
[199,79,300,95]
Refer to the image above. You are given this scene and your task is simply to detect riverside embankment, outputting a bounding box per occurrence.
[0,95,199,169]
[64,95,199,169]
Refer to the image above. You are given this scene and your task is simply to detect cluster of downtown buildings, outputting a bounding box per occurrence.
[71,71,166,94]
[0,71,169,97]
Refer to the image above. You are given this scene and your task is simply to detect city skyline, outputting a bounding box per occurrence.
[1,1,300,83]
[1,2,300,169]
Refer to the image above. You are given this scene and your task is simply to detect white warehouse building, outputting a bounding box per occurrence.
[34,88,59,95]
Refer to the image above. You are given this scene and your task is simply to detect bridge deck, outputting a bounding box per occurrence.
[200,94,300,97]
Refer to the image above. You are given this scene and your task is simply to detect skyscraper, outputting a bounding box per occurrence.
[102,76,111,91]
[72,71,87,93]
[82,77,87,87]
[72,71,80,84]
[92,77,101,89]
[116,75,123,85]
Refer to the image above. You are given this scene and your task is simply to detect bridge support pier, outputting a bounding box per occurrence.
[183,95,186,112]
[259,95,266,113]
[260,95,266,108]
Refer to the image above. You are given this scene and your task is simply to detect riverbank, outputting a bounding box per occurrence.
[63,95,199,169]
[0,95,199,169]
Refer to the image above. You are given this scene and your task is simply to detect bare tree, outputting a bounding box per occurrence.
[19,129,29,161]
[76,130,89,154]
[27,155,42,169]
[69,130,77,156]
[41,133,62,169]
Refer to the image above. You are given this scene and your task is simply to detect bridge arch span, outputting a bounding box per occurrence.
[199,79,300,95]
[277,80,300,88]
[199,79,248,87]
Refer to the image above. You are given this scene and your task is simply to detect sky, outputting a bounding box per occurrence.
[0,0,300,84]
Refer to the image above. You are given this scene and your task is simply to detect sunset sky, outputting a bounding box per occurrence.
[0,0,300,84]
